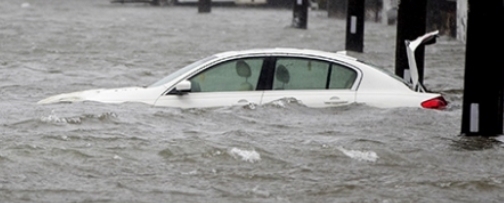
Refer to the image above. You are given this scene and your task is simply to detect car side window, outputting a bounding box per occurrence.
[273,58,329,90]
[189,58,263,92]
[328,63,357,89]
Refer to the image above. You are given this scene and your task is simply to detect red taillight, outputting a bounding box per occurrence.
[421,96,448,109]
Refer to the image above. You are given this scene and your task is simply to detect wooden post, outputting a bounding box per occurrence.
[345,0,365,52]
[461,0,504,136]
[198,0,211,13]
[394,0,427,83]
[292,0,309,29]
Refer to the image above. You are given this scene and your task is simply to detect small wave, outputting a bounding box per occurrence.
[181,107,211,115]
[0,154,12,163]
[351,138,386,146]
[337,147,379,162]
[248,186,271,198]
[228,147,261,163]
[39,111,118,125]
[262,97,304,108]
[441,88,464,95]
[50,148,95,159]
[152,108,184,118]
[158,148,174,158]
[494,135,504,144]
[40,114,82,125]
[241,102,258,110]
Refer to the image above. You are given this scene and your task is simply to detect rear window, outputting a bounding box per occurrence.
[358,60,411,87]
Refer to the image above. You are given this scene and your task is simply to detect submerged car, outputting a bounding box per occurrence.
[38,32,447,109]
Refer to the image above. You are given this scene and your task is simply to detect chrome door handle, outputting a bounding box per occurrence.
[238,99,249,104]
[324,100,348,105]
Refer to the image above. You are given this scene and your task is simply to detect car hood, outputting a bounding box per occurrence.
[37,86,162,105]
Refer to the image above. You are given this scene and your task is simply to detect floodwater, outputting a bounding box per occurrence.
[1,0,503,202]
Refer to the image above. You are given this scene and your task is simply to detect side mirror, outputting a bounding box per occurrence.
[170,80,191,95]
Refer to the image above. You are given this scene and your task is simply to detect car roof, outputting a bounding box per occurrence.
[213,48,358,62]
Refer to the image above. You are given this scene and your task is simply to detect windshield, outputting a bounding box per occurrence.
[148,55,217,87]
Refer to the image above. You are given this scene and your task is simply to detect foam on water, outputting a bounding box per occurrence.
[337,147,379,162]
[228,147,261,163]
[40,113,81,125]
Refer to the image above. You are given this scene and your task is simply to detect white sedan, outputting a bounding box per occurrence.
[38,46,447,110]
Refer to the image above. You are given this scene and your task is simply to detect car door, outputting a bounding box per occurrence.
[154,58,266,109]
[260,57,358,108]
